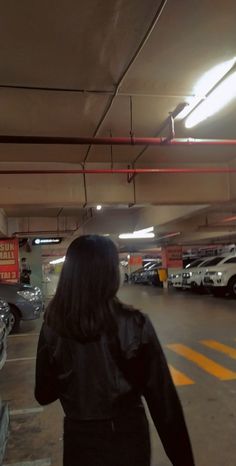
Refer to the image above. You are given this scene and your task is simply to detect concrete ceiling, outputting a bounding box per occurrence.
[1,0,236,247]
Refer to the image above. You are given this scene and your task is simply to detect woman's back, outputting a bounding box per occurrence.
[35,303,145,419]
[35,235,195,466]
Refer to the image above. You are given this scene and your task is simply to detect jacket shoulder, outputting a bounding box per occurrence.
[114,301,146,356]
[115,301,145,327]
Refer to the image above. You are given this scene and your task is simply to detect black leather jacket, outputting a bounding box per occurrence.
[35,306,194,466]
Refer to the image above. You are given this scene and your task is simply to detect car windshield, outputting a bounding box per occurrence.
[185,259,205,269]
[202,257,224,266]
[147,263,158,271]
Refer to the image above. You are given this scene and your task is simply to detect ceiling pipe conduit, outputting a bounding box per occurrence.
[1,136,236,145]
[0,167,236,175]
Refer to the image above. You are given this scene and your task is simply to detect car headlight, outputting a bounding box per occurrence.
[209,271,224,276]
[0,299,8,308]
[17,291,38,302]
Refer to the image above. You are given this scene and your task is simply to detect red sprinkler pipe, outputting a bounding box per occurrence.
[1,168,236,175]
[1,136,236,146]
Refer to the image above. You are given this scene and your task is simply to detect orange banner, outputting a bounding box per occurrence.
[0,238,19,282]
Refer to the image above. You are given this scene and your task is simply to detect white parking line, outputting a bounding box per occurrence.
[8,333,39,338]
[6,357,36,363]
[3,459,51,466]
[10,407,43,416]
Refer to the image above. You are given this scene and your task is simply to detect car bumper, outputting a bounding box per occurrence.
[204,277,227,288]
[182,278,191,288]
[17,299,44,321]
[169,281,182,288]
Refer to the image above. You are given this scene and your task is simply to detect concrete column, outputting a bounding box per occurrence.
[161,246,183,287]
[0,210,7,236]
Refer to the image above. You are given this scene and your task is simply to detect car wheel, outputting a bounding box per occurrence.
[9,306,21,334]
[190,282,198,292]
[227,277,236,298]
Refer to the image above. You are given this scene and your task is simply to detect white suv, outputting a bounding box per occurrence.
[182,256,229,291]
[204,255,236,297]
[169,258,208,290]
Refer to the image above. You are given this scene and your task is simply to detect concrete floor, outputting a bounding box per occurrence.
[1,285,236,466]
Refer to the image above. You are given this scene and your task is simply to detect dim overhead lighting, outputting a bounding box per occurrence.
[119,226,155,240]
[50,256,65,265]
[177,57,236,124]
[119,233,155,239]
[96,205,102,211]
[185,71,236,128]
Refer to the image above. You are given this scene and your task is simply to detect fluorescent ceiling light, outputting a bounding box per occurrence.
[50,256,65,265]
[119,233,155,239]
[177,57,236,120]
[185,71,236,128]
[119,226,155,240]
[134,226,154,234]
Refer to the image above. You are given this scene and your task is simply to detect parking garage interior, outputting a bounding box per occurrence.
[1,1,236,465]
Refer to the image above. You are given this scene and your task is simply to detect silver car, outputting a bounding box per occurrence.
[0,283,43,333]
[0,320,7,370]
[0,298,12,334]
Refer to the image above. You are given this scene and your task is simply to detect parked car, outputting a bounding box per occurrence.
[132,262,160,285]
[168,270,184,289]
[0,298,12,334]
[0,398,9,465]
[182,256,227,291]
[0,283,43,333]
[169,258,206,290]
[0,323,9,464]
[130,262,153,283]
[203,255,236,297]
[143,263,162,287]
[0,321,7,370]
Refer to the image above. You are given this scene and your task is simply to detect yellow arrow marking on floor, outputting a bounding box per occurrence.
[201,340,236,360]
[167,344,236,381]
[168,365,194,386]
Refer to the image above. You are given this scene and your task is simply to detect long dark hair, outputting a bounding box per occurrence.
[45,235,120,340]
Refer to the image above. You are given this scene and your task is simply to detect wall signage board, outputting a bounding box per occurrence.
[162,246,183,269]
[33,238,62,246]
[0,238,19,282]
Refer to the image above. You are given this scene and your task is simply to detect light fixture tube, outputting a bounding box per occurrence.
[177,57,236,121]
[185,71,236,128]
[50,256,65,265]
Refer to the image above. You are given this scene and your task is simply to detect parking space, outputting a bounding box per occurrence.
[0,285,235,466]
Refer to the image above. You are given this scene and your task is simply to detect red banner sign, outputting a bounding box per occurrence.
[162,246,183,269]
[129,256,143,267]
[0,238,19,282]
